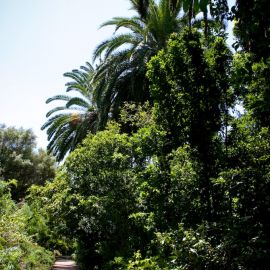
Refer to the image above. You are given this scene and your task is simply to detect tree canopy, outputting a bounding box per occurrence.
[3,0,270,269]
[0,124,55,200]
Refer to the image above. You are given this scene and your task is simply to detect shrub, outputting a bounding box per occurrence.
[0,180,54,269]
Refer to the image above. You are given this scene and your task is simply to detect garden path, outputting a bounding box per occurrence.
[53,256,78,270]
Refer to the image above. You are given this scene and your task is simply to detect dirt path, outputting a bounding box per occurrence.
[53,256,78,270]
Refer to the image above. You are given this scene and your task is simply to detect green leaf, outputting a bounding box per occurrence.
[194,0,200,14]
[199,0,208,12]
[183,0,191,12]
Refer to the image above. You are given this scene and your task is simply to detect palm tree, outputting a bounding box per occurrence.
[92,0,217,129]
[41,62,97,161]
[92,0,186,128]
[42,0,218,161]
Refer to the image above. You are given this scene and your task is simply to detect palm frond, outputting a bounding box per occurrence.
[46,106,68,118]
[42,62,97,161]
[46,95,71,104]
[66,97,91,109]
[130,0,152,20]
[89,0,214,138]
[101,17,146,35]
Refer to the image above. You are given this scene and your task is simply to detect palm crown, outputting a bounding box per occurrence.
[41,62,97,161]
[43,0,215,160]
[92,0,186,128]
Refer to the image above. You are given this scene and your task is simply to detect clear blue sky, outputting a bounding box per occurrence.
[0,0,235,149]
[0,0,133,148]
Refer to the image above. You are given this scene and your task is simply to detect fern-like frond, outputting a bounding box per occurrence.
[66,97,91,109]
[46,106,67,118]
[42,62,97,161]
[46,95,71,104]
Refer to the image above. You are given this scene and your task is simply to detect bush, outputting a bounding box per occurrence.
[0,180,54,269]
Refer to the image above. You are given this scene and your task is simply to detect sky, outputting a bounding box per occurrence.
[0,0,134,148]
[0,0,235,149]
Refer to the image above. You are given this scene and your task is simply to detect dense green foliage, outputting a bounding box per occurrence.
[233,0,270,60]
[92,0,187,129]
[43,1,227,160]
[3,0,270,269]
[34,97,270,269]
[0,125,55,200]
[0,180,54,269]
[0,126,55,268]
[147,29,234,221]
